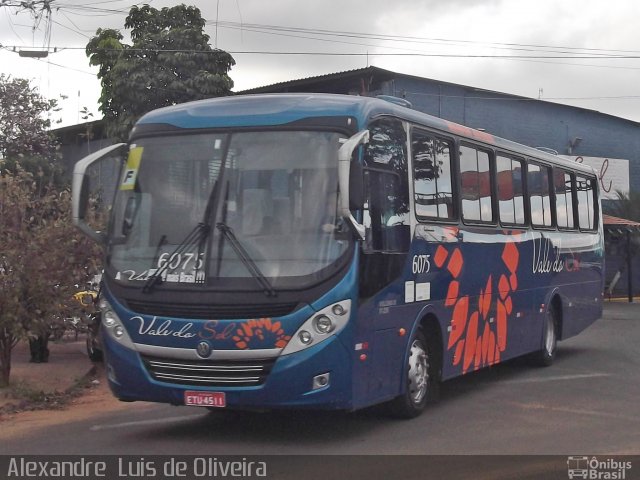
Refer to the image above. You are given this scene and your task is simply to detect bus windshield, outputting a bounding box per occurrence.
[108,130,351,290]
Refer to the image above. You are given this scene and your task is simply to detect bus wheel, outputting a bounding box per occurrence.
[532,307,558,367]
[388,329,438,419]
[86,335,103,362]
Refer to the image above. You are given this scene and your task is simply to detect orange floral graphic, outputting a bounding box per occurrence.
[436,239,520,373]
[232,318,291,350]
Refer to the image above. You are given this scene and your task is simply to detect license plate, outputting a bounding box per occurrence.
[184,391,226,408]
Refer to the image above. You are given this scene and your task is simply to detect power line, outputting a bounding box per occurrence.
[210,20,640,57]
[5,44,640,60]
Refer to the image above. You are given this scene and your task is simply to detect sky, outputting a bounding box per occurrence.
[2,0,640,128]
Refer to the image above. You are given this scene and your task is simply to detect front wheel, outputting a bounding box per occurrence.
[388,330,439,419]
[86,335,103,362]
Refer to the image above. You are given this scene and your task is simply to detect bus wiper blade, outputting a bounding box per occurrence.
[142,223,210,294]
[216,222,276,298]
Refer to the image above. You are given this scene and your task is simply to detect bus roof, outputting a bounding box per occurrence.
[134,93,596,175]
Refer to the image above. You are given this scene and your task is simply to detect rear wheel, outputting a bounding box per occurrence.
[532,306,558,366]
[388,329,439,419]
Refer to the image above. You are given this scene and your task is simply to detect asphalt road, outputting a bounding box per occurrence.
[1,302,639,477]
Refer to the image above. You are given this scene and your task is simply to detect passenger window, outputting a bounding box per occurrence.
[528,163,552,227]
[496,155,525,225]
[576,175,597,230]
[460,144,493,223]
[363,118,410,252]
[412,130,455,221]
[554,170,575,229]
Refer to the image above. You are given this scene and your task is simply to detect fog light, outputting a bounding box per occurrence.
[313,315,334,334]
[332,304,345,316]
[299,330,312,344]
[312,373,330,390]
[114,325,125,338]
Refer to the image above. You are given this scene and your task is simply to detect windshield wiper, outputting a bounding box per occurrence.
[142,223,210,294]
[216,222,276,298]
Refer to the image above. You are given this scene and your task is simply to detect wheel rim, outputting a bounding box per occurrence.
[545,312,556,355]
[407,339,429,404]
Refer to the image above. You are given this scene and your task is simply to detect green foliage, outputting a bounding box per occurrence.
[0,75,63,190]
[0,74,58,161]
[86,4,235,141]
[1,156,64,193]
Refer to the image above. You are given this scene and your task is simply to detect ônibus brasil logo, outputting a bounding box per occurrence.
[567,456,632,479]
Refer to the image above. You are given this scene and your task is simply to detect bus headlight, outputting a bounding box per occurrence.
[299,330,313,345]
[313,315,334,334]
[281,300,351,356]
[98,296,109,311]
[103,310,117,328]
[99,299,135,349]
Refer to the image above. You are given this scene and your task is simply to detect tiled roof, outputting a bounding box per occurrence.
[603,214,640,231]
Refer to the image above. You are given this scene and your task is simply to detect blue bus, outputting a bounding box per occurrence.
[72,94,603,417]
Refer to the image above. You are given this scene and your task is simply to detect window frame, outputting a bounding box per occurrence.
[553,167,577,231]
[496,152,527,227]
[575,174,598,232]
[458,141,496,226]
[526,160,555,230]
[410,126,458,224]
[362,116,411,253]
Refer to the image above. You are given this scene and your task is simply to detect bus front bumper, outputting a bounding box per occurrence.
[102,333,354,411]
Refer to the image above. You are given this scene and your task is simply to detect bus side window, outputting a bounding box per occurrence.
[576,175,596,230]
[528,162,553,228]
[554,169,575,229]
[363,118,410,253]
[460,144,494,223]
[412,130,455,221]
[497,154,525,225]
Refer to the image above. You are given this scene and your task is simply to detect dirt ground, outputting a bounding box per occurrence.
[0,367,152,441]
[0,337,149,440]
[1,339,91,407]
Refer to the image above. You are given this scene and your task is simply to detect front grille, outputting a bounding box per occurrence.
[142,355,276,387]
[126,300,298,320]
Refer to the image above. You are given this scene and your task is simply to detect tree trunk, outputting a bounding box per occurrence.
[0,337,12,387]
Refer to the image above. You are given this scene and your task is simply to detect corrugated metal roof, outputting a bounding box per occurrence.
[237,66,640,127]
[238,66,396,94]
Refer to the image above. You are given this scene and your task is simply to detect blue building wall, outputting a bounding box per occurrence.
[378,75,640,192]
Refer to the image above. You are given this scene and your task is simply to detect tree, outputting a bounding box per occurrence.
[86,4,235,141]
[0,76,100,386]
[0,74,63,190]
[0,167,101,386]
[0,74,57,161]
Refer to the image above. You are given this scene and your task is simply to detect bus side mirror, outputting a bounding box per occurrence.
[72,143,127,245]
[338,130,369,240]
[77,174,90,220]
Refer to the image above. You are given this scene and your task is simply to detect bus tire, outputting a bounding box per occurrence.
[86,335,103,362]
[532,306,558,367]
[388,329,438,419]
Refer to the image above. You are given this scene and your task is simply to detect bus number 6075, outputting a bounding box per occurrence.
[412,255,431,275]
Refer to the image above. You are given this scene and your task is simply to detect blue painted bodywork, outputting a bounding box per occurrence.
[102,94,604,411]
